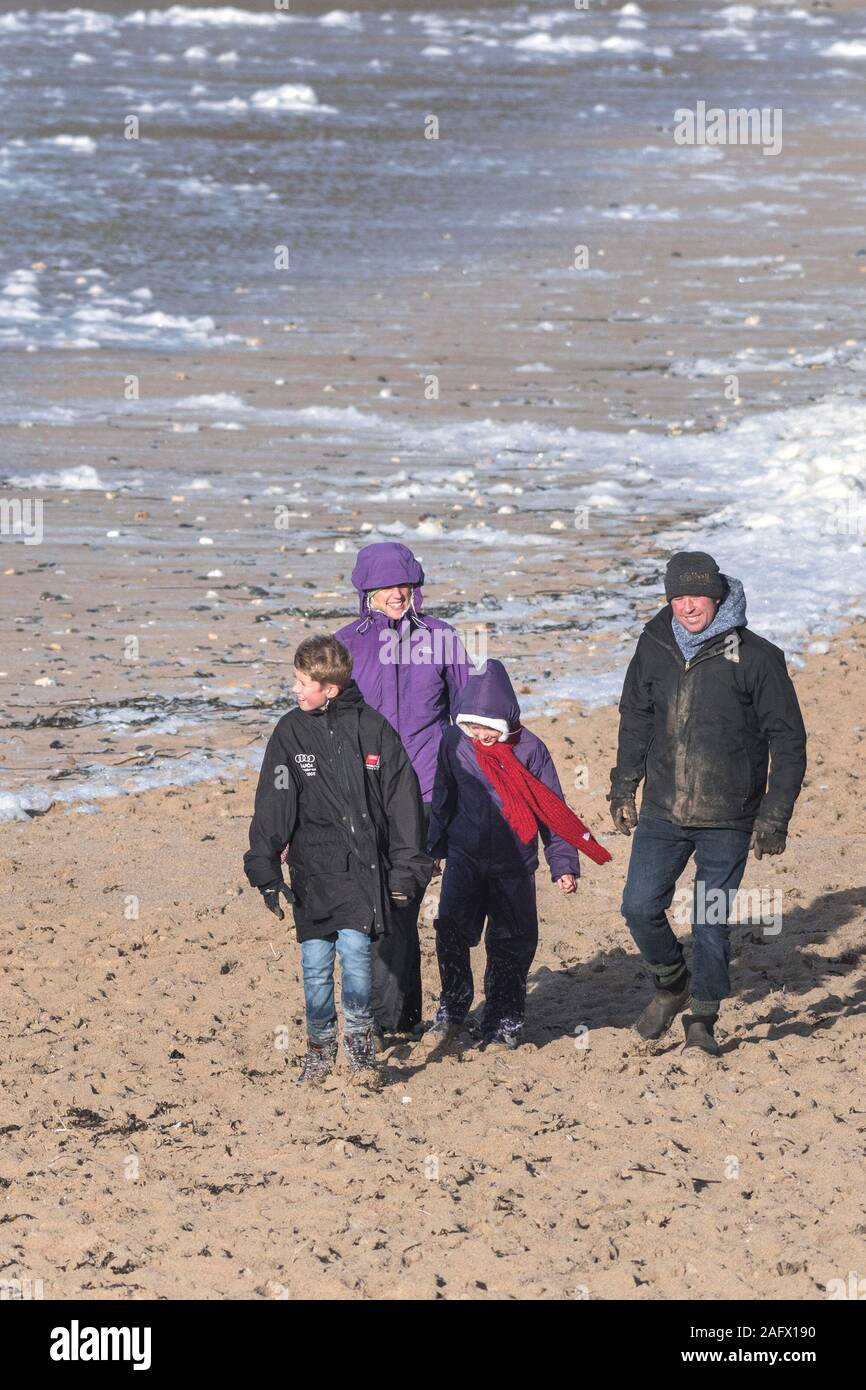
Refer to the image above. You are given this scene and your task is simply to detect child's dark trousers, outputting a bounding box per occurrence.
[434,850,538,1042]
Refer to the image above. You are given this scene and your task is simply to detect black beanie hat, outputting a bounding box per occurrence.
[664,551,725,602]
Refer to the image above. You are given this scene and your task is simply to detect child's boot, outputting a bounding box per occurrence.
[344,1028,383,1089]
[480,1027,522,1052]
[414,1012,463,1056]
[296,1038,337,1085]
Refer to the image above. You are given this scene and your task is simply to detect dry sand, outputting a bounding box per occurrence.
[2,622,864,1301]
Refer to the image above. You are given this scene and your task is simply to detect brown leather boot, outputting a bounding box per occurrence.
[682,1014,721,1057]
[634,969,690,1041]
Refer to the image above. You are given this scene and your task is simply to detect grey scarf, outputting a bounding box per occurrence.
[671,575,747,662]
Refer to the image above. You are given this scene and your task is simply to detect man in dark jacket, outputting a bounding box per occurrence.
[244,635,432,1084]
[609,552,807,1055]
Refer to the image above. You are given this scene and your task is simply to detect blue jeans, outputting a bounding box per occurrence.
[301,930,372,1042]
[621,814,751,1011]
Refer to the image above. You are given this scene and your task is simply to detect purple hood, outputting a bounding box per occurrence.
[334,541,471,799]
[453,659,521,732]
[351,541,425,617]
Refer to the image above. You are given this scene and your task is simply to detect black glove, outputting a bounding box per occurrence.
[609,789,638,836]
[389,878,415,907]
[750,824,787,859]
[260,882,295,921]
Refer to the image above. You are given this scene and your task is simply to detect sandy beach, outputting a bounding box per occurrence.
[2,621,864,1300]
[1,0,865,1305]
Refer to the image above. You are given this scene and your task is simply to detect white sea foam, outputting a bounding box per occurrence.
[196,97,248,113]
[0,267,41,323]
[177,177,219,196]
[125,7,286,28]
[372,519,560,548]
[515,32,645,56]
[54,302,242,350]
[823,41,866,59]
[176,392,249,411]
[320,10,362,28]
[0,9,114,36]
[601,203,680,221]
[7,464,104,490]
[515,33,601,55]
[0,747,261,823]
[50,135,97,153]
[227,396,866,649]
[249,84,335,114]
[670,343,866,377]
[719,4,757,21]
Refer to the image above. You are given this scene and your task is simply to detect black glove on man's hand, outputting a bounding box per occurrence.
[260,882,295,921]
[750,824,787,859]
[609,790,638,836]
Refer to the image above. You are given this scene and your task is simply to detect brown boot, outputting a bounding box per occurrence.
[682,1014,720,1057]
[634,969,690,1041]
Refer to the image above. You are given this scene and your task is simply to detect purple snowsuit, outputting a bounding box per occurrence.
[334,542,471,801]
[427,659,580,1045]
[334,541,472,1033]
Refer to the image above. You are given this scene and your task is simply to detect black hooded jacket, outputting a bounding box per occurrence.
[244,680,432,942]
[611,608,807,831]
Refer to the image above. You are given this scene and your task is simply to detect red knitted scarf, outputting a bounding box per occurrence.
[471,737,612,866]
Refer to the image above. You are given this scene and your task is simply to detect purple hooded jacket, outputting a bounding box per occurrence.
[334,542,471,800]
[427,659,581,880]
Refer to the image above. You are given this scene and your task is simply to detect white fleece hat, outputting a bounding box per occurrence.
[455,713,511,742]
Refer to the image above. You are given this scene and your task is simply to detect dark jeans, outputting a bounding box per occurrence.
[370,802,429,1033]
[621,813,752,1011]
[434,850,538,1041]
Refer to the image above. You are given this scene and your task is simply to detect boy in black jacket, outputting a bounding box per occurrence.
[244,635,432,1085]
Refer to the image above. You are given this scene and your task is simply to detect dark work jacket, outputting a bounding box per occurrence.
[244,681,433,942]
[610,608,807,831]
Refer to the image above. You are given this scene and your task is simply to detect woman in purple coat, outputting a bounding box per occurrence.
[335,541,471,1036]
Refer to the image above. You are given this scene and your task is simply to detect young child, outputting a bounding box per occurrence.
[244,635,432,1086]
[421,659,611,1052]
